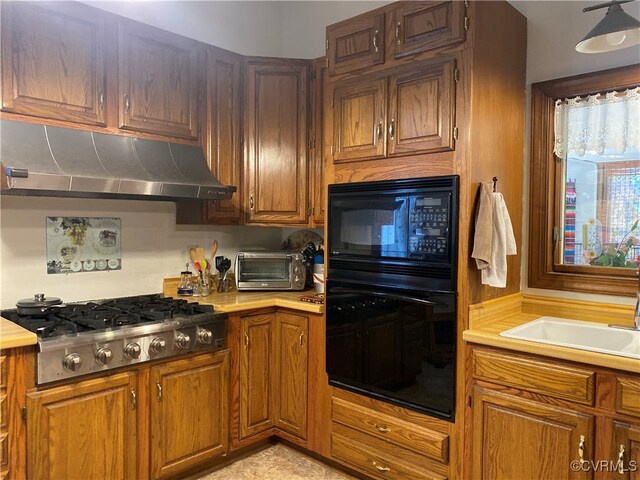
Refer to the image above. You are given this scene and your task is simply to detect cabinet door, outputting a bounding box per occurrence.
[240,313,275,438]
[612,420,640,478]
[275,312,308,439]
[150,352,229,480]
[388,59,456,157]
[332,78,387,163]
[1,2,107,125]
[310,58,327,226]
[118,20,200,139]
[26,372,137,480]
[245,60,309,224]
[327,12,385,76]
[205,48,243,223]
[472,387,594,480]
[388,1,466,60]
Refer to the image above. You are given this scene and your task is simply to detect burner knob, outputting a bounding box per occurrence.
[150,338,167,354]
[175,333,191,350]
[96,347,112,365]
[63,353,82,372]
[124,343,142,360]
[197,328,213,345]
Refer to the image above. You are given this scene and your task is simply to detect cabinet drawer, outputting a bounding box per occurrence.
[472,348,595,405]
[616,376,640,418]
[332,397,448,463]
[331,424,447,480]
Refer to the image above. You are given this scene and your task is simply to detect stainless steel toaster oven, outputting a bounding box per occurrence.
[235,251,306,291]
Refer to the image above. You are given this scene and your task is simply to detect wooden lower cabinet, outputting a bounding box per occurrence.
[237,310,310,444]
[472,387,594,480]
[26,371,138,480]
[150,351,229,480]
[239,313,275,439]
[274,312,308,439]
[469,346,640,480]
[612,421,640,478]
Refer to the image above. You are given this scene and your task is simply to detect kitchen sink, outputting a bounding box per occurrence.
[500,317,640,359]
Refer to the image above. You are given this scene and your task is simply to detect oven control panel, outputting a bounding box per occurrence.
[408,193,450,258]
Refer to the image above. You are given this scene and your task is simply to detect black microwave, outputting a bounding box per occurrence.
[328,175,459,293]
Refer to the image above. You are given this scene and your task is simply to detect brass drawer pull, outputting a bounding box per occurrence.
[299,332,304,346]
[578,435,586,465]
[373,461,390,472]
[617,444,625,474]
[244,332,249,347]
[374,423,391,433]
[130,388,137,410]
[376,121,383,141]
[156,381,162,401]
[373,30,379,53]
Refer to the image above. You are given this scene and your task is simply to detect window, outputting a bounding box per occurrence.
[529,65,640,297]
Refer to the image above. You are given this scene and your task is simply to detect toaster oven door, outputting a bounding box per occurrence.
[236,254,292,289]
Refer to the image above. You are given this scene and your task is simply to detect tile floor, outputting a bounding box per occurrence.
[193,443,355,480]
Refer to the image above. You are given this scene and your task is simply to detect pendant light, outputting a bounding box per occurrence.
[576,0,640,53]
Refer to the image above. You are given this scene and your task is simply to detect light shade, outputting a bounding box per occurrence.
[576,2,640,53]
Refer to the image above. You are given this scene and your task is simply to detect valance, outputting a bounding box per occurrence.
[553,86,640,158]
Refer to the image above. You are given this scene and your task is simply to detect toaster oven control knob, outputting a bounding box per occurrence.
[124,343,141,359]
[293,265,304,276]
[197,328,213,345]
[96,347,112,365]
[175,333,191,350]
[63,353,82,372]
[150,338,167,354]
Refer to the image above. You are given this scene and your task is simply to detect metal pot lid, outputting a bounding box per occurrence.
[16,293,63,308]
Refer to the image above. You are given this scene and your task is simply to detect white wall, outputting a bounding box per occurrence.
[85,1,284,57]
[0,196,287,307]
[511,0,639,305]
[85,1,390,58]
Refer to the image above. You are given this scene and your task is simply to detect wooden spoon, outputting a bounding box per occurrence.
[210,240,218,265]
[196,246,206,270]
[189,247,198,267]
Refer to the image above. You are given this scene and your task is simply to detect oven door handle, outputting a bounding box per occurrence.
[329,287,441,306]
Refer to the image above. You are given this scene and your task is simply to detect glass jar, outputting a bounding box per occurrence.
[177,270,194,296]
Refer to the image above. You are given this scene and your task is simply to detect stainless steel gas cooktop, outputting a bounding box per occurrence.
[2,294,227,385]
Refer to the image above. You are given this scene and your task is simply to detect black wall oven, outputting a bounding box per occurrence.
[326,175,459,421]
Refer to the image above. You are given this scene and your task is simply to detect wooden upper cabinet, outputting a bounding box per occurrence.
[118,20,200,140]
[331,56,456,164]
[26,372,138,480]
[206,48,243,223]
[275,312,308,439]
[150,352,229,480]
[0,2,107,125]
[245,60,309,225]
[332,78,387,163]
[387,1,466,61]
[327,12,385,76]
[388,59,456,156]
[310,58,327,226]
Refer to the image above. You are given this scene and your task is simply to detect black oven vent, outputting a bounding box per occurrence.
[330,258,451,279]
[329,176,456,194]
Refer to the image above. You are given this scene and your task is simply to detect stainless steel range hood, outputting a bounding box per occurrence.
[0,119,236,201]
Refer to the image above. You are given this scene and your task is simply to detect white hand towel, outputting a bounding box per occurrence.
[481,193,517,288]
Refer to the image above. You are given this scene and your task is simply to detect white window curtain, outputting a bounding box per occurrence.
[553,86,640,159]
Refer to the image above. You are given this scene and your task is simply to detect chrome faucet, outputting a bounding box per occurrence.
[610,267,640,331]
